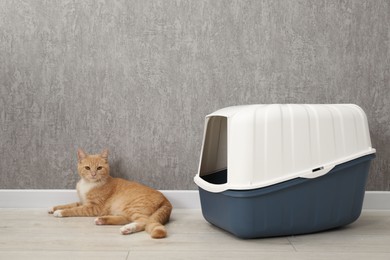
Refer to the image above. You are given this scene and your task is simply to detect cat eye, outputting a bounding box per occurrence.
[97,166,102,170]
[85,166,90,170]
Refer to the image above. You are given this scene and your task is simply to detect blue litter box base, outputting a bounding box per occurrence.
[198,154,375,239]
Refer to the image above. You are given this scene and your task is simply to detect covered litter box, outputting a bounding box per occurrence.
[194,104,376,238]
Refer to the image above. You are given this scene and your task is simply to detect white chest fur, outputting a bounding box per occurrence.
[77,179,99,204]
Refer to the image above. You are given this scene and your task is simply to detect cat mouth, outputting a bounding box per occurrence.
[88,176,99,181]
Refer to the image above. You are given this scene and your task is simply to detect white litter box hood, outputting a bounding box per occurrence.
[194,104,376,193]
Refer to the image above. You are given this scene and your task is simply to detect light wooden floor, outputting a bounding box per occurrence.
[0,209,390,260]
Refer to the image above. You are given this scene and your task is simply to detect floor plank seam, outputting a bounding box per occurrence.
[287,237,298,252]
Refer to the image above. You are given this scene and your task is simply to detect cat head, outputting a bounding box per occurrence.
[77,148,110,183]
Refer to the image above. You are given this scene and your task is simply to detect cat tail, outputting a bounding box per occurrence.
[146,200,173,239]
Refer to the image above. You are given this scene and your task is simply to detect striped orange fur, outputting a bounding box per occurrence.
[49,149,172,239]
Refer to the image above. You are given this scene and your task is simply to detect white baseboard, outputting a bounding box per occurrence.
[361,191,390,210]
[0,190,388,210]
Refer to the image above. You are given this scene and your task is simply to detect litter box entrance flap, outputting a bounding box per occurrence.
[199,116,227,181]
[195,104,376,193]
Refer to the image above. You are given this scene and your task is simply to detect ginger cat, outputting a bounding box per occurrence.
[48,149,172,239]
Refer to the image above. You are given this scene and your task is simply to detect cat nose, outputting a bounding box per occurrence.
[91,172,97,177]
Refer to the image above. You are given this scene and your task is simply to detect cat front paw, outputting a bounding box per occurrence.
[53,210,63,217]
[48,207,55,214]
[95,217,105,225]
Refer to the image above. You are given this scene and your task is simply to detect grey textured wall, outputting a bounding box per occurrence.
[1,0,389,190]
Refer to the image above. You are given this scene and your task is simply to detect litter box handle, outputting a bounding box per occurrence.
[194,175,228,193]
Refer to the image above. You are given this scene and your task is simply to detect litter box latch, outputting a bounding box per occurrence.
[299,165,335,179]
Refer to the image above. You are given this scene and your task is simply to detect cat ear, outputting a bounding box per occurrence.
[77,148,87,162]
[100,149,109,160]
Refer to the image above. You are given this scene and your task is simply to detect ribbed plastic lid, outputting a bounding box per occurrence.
[195,104,376,193]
